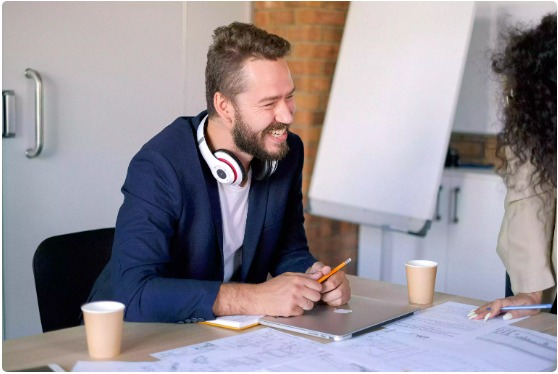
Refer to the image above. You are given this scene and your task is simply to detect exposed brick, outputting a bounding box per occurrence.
[285,25,322,42]
[296,9,347,26]
[287,1,326,8]
[322,2,351,11]
[302,165,315,183]
[288,60,325,75]
[449,132,499,166]
[262,25,289,39]
[253,1,288,9]
[293,76,332,92]
[294,93,321,110]
[273,10,296,25]
[322,27,345,43]
[340,221,358,235]
[319,220,333,236]
[323,61,337,75]
[304,224,319,241]
[291,126,322,143]
[254,10,295,26]
[254,1,355,275]
[253,12,271,26]
[301,176,311,195]
[295,110,325,126]
[302,162,314,177]
[303,144,318,162]
[292,43,340,60]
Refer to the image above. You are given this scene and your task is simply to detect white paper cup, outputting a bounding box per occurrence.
[81,301,125,359]
[405,260,438,304]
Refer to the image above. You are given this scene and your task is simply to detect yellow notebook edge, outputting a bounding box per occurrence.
[200,320,261,330]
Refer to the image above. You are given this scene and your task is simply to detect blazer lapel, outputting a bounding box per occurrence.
[241,177,270,281]
[202,163,225,280]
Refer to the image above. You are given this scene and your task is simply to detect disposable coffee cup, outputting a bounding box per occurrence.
[405,260,438,304]
[81,301,125,359]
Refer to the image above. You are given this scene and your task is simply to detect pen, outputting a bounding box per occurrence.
[486,304,553,311]
[318,258,351,283]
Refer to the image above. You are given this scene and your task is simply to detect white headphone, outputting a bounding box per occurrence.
[197,116,245,186]
[197,116,278,185]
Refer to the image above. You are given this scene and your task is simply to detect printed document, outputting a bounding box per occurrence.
[389,301,526,341]
[71,302,556,372]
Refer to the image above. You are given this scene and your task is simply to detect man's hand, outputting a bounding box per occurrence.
[306,261,351,306]
[213,272,322,317]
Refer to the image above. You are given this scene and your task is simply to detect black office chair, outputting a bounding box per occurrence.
[505,273,556,314]
[32,228,115,332]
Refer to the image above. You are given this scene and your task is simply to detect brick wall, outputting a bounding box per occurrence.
[253,1,358,275]
[449,133,500,168]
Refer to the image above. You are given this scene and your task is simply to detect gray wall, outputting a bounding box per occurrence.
[2,1,250,340]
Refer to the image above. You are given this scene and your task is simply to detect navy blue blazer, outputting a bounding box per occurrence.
[88,111,317,323]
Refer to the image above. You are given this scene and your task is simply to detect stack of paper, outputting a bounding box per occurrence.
[200,315,264,330]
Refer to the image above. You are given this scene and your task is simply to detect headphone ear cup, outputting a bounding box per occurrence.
[253,159,278,181]
[269,160,278,175]
[197,116,245,186]
[213,149,246,186]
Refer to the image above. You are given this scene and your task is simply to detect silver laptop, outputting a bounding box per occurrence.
[259,295,417,341]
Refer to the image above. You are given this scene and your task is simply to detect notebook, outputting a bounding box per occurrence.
[201,314,264,330]
[259,295,417,341]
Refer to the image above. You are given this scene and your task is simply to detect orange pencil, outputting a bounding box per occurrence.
[318,258,351,283]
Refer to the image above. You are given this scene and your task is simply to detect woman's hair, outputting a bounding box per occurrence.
[205,22,291,118]
[492,13,557,190]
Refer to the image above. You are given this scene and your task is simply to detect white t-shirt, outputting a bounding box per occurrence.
[217,170,251,282]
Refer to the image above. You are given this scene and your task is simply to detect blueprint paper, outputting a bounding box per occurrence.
[72,360,184,371]
[389,301,526,342]
[71,302,556,372]
[152,328,326,372]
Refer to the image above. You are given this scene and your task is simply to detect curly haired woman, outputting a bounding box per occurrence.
[469,13,556,321]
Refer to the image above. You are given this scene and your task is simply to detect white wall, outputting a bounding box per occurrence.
[2,1,250,340]
[183,2,252,114]
[453,1,556,134]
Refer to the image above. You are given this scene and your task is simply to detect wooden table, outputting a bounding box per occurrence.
[4,276,556,371]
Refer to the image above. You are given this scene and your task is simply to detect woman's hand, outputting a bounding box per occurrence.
[467,291,543,321]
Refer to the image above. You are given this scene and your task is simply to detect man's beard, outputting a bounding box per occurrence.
[232,111,290,162]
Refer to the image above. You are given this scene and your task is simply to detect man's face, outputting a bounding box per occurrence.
[231,58,296,161]
[232,108,289,161]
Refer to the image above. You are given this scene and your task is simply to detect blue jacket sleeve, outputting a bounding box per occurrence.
[110,148,221,323]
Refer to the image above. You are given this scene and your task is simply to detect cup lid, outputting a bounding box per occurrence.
[405,260,438,267]
[81,301,125,313]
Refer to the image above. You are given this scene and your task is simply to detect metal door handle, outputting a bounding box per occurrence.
[451,187,460,223]
[434,185,442,221]
[24,68,43,158]
[2,90,16,138]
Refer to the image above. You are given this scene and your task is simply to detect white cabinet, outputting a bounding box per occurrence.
[443,170,507,300]
[358,169,507,302]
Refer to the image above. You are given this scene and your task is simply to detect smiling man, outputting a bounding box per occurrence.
[87,22,350,323]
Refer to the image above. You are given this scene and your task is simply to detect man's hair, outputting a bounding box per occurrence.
[205,22,291,117]
[492,13,557,190]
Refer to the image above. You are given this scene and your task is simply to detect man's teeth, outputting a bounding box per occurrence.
[271,128,286,137]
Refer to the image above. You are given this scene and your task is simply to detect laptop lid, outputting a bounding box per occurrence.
[259,295,417,341]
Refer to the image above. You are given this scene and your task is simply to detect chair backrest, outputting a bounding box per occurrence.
[32,228,115,332]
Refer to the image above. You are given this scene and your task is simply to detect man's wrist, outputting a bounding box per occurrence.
[213,283,258,316]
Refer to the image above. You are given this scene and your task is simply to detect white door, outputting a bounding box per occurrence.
[2,2,187,339]
[3,1,250,340]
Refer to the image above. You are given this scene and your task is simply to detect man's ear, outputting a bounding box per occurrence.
[213,92,235,126]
